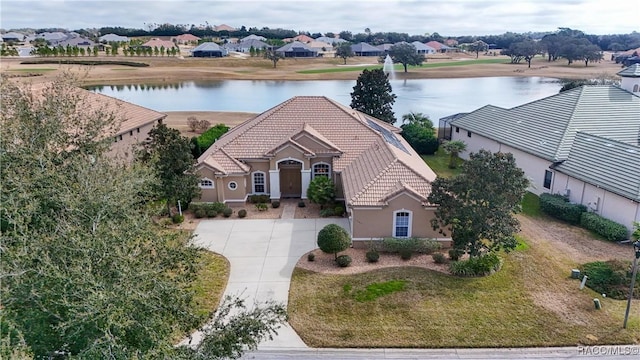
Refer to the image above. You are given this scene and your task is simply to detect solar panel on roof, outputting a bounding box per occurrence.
[366,118,409,153]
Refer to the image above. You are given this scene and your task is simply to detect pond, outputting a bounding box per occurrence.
[87,77,562,122]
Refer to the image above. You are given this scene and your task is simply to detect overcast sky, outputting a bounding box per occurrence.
[1,0,637,36]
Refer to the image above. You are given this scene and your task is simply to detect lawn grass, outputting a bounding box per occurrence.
[521,192,542,217]
[189,250,229,319]
[297,58,508,74]
[421,149,463,178]
[288,242,640,348]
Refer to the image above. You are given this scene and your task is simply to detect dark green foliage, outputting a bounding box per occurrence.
[194,208,206,218]
[249,194,270,204]
[172,214,184,224]
[206,209,218,218]
[336,255,352,267]
[382,237,442,254]
[448,248,464,261]
[21,59,149,67]
[222,207,233,217]
[335,42,354,64]
[400,248,413,260]
[317,224,351,260]
[579,212,629,242]
[196,124,229,152]
[319,208,334,217]
[307,176,335,209]
[389,42,424,72]
[255,203,268,211]
[298,200,306,208]
[307,252,315,262]
[539,193,586,225]
[432,252,447,264]
[334,206,344,217]
[350,68,397,124]
[449,253,502,277]
[238,209,247,218]
[428,150,528,257]
[580,260,639,300]
[400,112,439,155]
[366,249,380,263]
[271,200,280,208]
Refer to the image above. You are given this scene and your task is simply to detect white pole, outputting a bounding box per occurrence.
[178,200,182,216]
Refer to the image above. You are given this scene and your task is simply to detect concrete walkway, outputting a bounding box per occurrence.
[188,218,350,348]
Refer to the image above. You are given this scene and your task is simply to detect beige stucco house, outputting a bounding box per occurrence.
[444,64,640,234]
[195,96,446,243]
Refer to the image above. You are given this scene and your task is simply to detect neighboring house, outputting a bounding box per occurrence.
[377,43,394,53]
[241,34,267,42]
[276,41,317,57]
[99,33,129,43]
[214,24,236,32]
[1,32,26,42]
[195,96,445,243]
[411,41,436,54]
[426,40,453,53]
[36,32,67,42]
[51,36,96,49]
[191,42,227,57]
[27,82,166,161]
[307,40,333,55]
[445,64,640,233]
[140,38,177,50]
[284,34,314,43]
[172,33,201,44]
[17,47,35,57]
[315,36,347,45]
[224,39,271,53]
[444,38,458,47]
[351,42,383,56]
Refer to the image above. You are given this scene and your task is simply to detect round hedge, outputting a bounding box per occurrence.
[317,224,350,259]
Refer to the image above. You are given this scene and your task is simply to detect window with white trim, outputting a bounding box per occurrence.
[199,178,214,189]
[393,210,412,238]
[253,171,265,193]
[313,163,330,178]
[228,181,238,190]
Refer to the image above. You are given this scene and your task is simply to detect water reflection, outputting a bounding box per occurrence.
[87,77,562,122]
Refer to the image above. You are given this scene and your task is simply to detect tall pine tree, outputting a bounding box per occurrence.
[350,68,397,124]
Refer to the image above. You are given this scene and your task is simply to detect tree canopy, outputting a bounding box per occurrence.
[350,68,397,124]
[427,150,529,257]
[263,48,283,68]
[388,42,424,72]
[399,112,439,155]
[307,176,336,209]
[335,42,354,64]
[0,76,286,359]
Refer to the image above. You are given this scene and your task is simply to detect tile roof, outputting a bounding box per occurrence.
[449,85,640,162]
[554,132,640,201]
[141,39,177,48]
[197,96,437,206]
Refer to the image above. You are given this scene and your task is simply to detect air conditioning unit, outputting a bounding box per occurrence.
[588,197,600,212]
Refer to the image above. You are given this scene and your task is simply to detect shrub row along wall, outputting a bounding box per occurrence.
[539,193,629,241]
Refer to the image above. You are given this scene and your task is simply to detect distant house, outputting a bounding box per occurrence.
[1,32,25,42]
[276,41,317,58]
[351,42,383,56]
[172,34,201,45]
[224,39,271,53]
[445,65,640,233]
[241,34,267,42]
[315,36,347,45]
[194,96,446,244]
[377,43,394,53]
[140,38,177,50]
[36,32,67,42]
[283,34,314,43]
[191,42,227,57]
[411,41,436,54]
[307,40,333,55]
[52,36,96,49]
[444,38,458,47]
[99,34,129,43]
[426,41,453,53]
[214,24,236,32]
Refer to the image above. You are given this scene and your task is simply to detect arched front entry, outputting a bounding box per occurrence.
[278,159,303,198]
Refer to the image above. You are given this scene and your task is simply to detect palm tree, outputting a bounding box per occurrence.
[442,140,467,169]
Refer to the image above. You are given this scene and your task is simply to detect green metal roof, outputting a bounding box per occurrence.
[449,85,640,162]
[554,132,640,201]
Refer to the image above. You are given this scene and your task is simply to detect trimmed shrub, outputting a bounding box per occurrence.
[206,209,218,218]
[580,260,639,300]
[271,200,280,208]
[580,212,629,242]
[539,193,586,225]
[222,207,233,218]
[298,200,306,208]
[432,252,447,264]
[449,253,502,277]
[307,253,315,262]
[255,203,268,211]
[449,248,464,261]
[171,214,184,224]
[21,59,149,67]
[196,123,229,152]
[237,209,247,218]
[336,255,352,267]
[334,206,345,217]
[399,248,413,260]
[194,208,206,218]
[317,224,351,260]
[319,208,334,217]
[365,249,380,263]
[249,194,270,204]
[382,237,442,255]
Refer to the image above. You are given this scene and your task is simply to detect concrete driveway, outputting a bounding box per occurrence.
[189,218,350,349]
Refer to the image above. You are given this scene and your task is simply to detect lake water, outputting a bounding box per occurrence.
[88,77,562,122]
